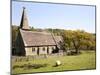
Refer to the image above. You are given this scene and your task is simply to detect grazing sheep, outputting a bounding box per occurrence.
[56,60,61,66]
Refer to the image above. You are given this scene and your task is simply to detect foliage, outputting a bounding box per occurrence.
[12,25,19,48]
[29,26,35,31]
[61,30,96,54]
[45,28,63,36]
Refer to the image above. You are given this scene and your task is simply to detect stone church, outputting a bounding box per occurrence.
[15,7,63,56]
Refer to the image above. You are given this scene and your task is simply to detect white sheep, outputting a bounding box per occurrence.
[56,60,61,66]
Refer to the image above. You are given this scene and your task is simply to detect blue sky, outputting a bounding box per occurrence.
[12,1,96,33]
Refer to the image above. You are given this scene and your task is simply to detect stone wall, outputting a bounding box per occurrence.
[25,46,57,56]
[25,47,37,56]
[39,47,47,55]
[15,31,25,56]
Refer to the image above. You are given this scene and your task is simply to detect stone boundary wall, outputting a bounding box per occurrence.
[12,52,65,62]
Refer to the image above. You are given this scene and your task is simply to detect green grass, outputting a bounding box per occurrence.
[12,51,96,74]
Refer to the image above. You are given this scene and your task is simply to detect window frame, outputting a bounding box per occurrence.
[43,47,45,51]
[32,47,35,52]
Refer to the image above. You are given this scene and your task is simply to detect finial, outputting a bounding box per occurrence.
[23,7,26,9]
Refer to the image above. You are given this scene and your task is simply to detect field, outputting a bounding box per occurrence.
[12,51,96,74]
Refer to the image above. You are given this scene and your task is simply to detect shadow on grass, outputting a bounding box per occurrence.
[52,63,62,67]
[13,63,48,70]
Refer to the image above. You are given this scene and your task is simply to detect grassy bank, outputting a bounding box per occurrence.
[12,51,96,74]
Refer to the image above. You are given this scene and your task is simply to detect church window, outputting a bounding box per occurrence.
[32,47,35,52]
[43,47,45,51]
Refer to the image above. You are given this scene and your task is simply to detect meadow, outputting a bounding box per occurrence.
[12,51,96,74]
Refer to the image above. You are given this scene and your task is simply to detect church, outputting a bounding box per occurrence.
[15,7,63,56]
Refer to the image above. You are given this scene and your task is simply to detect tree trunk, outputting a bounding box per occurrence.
[72,40,80,54]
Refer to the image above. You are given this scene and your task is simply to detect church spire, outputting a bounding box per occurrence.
[20,7,30,30]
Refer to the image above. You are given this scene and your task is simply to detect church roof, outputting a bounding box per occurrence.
[20,29,62,47]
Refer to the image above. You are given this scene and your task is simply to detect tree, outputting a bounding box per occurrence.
[46,28,62,36]
[81,33,96,50]
[30,26,34,31]
[71,30,85,54]
[61,30,73,51]
[12,25,19,48]
[61,30,96,54]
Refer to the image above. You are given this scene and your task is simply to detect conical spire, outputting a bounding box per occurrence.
[20,7,30,30]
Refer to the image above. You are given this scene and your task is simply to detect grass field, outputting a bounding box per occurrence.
[12,51,96,74]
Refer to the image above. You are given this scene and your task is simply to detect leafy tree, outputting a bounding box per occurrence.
[12,25,19,48]
[61,30,96,54]
[45,28,63,36]
[81,33,96,50]
[61,30,73,51]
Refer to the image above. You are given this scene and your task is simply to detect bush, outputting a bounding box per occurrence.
[66,50,81,55]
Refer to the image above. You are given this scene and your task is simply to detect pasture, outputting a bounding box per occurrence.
[12,51,96,74]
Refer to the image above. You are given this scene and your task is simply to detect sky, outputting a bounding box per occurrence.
[12,1,96,33]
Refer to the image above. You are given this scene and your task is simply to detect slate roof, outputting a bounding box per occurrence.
[20,29,62,47]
